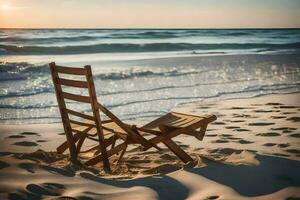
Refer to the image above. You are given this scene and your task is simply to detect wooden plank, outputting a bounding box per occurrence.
[75,135,86,155]
[69,119,96,128]
[65,108,95,121]
[62,92,91,103]
[85,65,111,172]
[117,143,128,163]
[58,78,88,88]
[55,65,87,75]
[49,62,78,161]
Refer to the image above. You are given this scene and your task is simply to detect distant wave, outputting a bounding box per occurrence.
[1,42,300,55]
[0,36,101,43]
[0,62,49,81]
[0,30,254,43]
[0,62,210,82]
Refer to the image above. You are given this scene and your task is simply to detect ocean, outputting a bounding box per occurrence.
[0,29,300,124]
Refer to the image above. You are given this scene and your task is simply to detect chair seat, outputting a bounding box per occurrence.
[101,112,210,135]
[142,112,208,131]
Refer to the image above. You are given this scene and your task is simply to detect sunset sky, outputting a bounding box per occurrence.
[0,0,300,28]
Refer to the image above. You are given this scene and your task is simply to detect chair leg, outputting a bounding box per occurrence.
[162,138,193,163]
[57,132,81,154]
[117,143,128,163]
[85,142,127,166]
[75,135,86,155]
[197,124,207,141]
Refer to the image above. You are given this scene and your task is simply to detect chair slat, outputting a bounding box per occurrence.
[55,65,87,75]
[64,108,95,121]
[62,92,91,103]
[69,119,96,127]
[59,78,88,88]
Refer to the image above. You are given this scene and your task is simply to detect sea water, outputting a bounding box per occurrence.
[0,29,300,124]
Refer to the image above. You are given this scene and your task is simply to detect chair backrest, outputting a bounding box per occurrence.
[49,62,110,170]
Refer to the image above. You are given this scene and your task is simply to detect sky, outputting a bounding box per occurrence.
[0,0,300,28]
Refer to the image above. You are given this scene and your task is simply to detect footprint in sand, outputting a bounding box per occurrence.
[232,114,257,118]
[230,107,253,110]
[271,127,297,131]
[230,120,245,123]
[210,148,242,155]
[13,141,39,146]
[265,103,283,106]
[0,160,10,169]
[253,110,274,113]
[36,140,48,143]
[41,165,75,177]
[205,196,219,200]
[256,132,280,137]
[179,144,189,149]
[227,136,242,140]
[249,122,275,126]
[205,134,218,137]
[220,134,233,137]
[235,128,250,132]
[282,112,297,115]
[286,117,300,122]
[263,143,277,147]
[225,126,240,129]
[212,139,229,143]
[271,116,286,119]
[278,105,298,109]
[18,162,37,173]
[7,135,26,139]
[289,133,300,138]
[283,130,293,133]
[20,132,40,136]
[237,139,254,144]
[212,121,226,125]
[26,182,65,196]
[278,143,290,148]
[286,149,300,154]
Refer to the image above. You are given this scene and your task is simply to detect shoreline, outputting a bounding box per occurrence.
[1,91,299,125]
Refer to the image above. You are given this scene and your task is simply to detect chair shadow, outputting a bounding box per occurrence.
[185,154,300,197]
[80,154,300,199]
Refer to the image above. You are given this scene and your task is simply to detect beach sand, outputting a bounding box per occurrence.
[0,93,300,200]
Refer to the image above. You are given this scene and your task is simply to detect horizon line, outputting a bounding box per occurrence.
[1,27,300,30]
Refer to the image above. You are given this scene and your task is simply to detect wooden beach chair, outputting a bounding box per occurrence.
[49,62,217,172]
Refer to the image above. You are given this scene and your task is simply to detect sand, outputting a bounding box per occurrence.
[0,93,300,200]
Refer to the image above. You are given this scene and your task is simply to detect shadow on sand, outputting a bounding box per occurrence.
[78,154,300,199]
[7,154,300,200]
